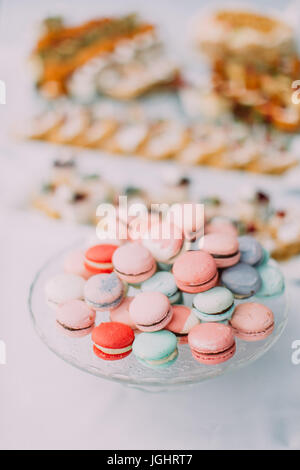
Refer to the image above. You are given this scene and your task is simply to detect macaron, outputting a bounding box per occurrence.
[172,250,218,294]
[221,262,262,298]
[205,218,238,238]
[110,296,136,329]
[92,322,135,360]
[188,323,236,365]
[166,305,199,344]
[141,221,183,266]
[132,330,178,368]
[129,291,173,332]
[256,264,284,297]
[229,302,275,341]
[84,273,125,311]
[64,250,92,280]
[170,202,204,241]
[238,236,264,265]
[257,248,270,267]
[200,233,240,268]
[45,273,85,310]
[141,272,181,304]
[112,242,156,284]
[84,244,117,274]
[192,287,235,323]
[56,299,96,337]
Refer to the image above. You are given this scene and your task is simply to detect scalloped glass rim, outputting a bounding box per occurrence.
[28,240,289,390]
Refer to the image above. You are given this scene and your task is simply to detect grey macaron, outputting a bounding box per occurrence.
[238,236,263,265]
[221,262,262,298]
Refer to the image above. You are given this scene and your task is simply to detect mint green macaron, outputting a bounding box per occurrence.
[132,330,178,369]
[192,286,235,322]
[256,263,284,297]
[141,271,182,304]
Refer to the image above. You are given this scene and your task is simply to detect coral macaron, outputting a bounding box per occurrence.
[129,291,173,332]
[200,233,240,268]
[84,273,125,311]
[188,323,236,365]
[229,302,274,341]
[112,242,156,284]
[92,322,135,360]
[172,250,218,294]
[166,305,199,344]
[84,244,117,274]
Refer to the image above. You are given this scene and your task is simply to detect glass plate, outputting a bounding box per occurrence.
[28,241,289,392]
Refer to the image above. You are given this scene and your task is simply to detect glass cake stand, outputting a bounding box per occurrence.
[28,241,289,392]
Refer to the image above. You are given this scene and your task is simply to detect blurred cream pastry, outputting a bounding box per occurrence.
[104,122,150,154]
[213,141,260,170]
[247,148,297,175]
[159,167,191,204]
[178,124,227,165]
[48,106,91,145]
[141,121,189,160]
[96,59,178,100]
[193,10,294,64]
[22,109,64,140]
[78,118,118,148]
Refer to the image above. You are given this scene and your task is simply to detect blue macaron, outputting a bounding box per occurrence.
[141,271,182,304]
[221,262,262,298]
[238,236,264,265]
[192,286,235,322]
[132,330,178,369]
[256,263,285,297]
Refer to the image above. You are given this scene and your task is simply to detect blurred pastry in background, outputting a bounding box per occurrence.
[30,13,179,101]
[32,153,114,224]
[141,120,189,160]
[159,167,191,204]
[21,105,298,175]
[203,188,300,261]
[192,9,300,131]
[177,123,228,166]
[48,105,91,145]
[21,108,65,140]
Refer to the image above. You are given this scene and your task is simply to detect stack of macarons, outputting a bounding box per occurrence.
[43,233,284,369]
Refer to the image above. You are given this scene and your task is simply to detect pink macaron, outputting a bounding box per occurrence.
[110,296,137,330]
[188,322,236,365]
[205,218,238,238]
[199,233,240,268]
[166,305,200,344]
[63,250,92,280]
[229,302,274,342]
[129,291,173,332]
[172,250,218,293]
[56,299,96,337]
[112,242,156,284]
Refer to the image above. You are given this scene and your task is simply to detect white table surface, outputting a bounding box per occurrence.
[1,0,300,451]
